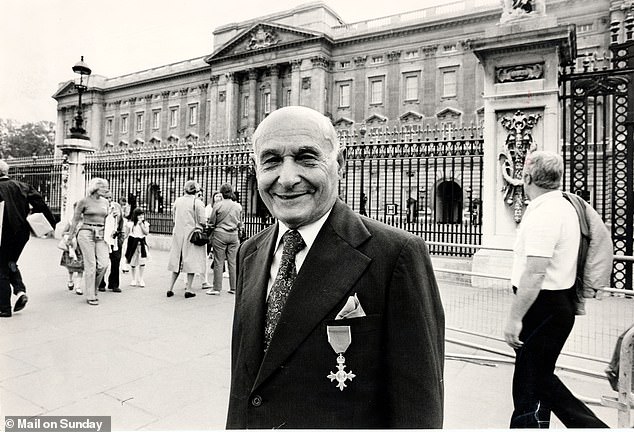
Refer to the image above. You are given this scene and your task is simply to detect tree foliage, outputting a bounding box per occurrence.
[0,119,55,158]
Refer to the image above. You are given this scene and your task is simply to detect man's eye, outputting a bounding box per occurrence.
[297,154,319,163]
[261,156,281,166]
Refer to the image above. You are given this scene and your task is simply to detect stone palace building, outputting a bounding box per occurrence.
[52,0,612,149]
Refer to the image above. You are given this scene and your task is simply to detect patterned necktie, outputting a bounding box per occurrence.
[264,229,306,351]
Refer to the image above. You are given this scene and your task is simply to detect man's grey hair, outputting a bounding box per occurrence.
[87,177,109,195]
[524,150,563,190]
[0,160,9,176]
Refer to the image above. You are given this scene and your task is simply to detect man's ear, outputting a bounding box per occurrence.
[337,147,346,177]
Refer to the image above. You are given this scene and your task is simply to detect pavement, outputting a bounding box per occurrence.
[0,237,626,430]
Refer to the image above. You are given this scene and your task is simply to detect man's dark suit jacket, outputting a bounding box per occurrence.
[227,200,444,429]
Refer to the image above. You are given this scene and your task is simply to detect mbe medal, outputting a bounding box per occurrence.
[326,325,355,391]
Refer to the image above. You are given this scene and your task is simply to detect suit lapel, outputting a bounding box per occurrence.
[239,225,278,380]
[253,201,372,390]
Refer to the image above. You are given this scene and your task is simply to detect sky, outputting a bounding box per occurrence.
[0,0,457,124]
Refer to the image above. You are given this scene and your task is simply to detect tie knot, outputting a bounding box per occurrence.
[282,229,305,256]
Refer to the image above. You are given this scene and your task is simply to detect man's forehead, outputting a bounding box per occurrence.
[255,130,332,153]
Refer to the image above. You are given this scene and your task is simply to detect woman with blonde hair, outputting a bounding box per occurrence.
[65,177,111,306]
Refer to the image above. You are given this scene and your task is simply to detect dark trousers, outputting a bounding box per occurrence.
[510,288,608,428]
[0,261,27,313]
[99,240,123,289]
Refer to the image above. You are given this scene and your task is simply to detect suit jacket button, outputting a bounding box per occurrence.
[251,395,263,407]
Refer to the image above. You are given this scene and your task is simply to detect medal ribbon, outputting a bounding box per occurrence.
[327,325,351,354]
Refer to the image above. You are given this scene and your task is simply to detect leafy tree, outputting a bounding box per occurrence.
[0,119,55,158]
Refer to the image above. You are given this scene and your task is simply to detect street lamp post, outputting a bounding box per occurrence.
[69,56,92,140]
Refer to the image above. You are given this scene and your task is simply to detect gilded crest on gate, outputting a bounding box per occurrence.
[498,110,541,223]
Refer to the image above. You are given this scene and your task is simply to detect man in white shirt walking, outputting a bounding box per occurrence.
[504,150,608,428]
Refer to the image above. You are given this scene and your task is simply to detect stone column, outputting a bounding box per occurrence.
[469,17,575,286]
[291,60,302,106]
[54,108,67,155]
[161,91,170,140]
[127,97,136,144]
[270,65,279,112]
[144,94,153,143]
[225,73,238,141]
[89,94,104,149]
[113,100,121,145]
[310,56,329,113]
[247,69,258,135]
[353,56,367,122]
[179,88,188,139]
[198,83,209,141]
[209,75,219,141]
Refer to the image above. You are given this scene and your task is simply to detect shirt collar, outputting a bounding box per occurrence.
[527,189,561,208]
[275,208,333,253]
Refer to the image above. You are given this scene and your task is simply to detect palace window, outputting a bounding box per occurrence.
[339,83,351,108]
[189,104,198,125]
[243,95,249,118]
[404,73,419,101]
[105,118,113,136]
[442,70,457,98]
[120,115,128,134]
[169,107,178,128]
[152,110,160,130]
[262,92,271,115]
[136,112,144,132]
[369,77,384,105]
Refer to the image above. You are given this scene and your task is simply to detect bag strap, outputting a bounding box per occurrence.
[562,192,590,284]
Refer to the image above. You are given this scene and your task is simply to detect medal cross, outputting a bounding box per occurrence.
[327,354,356,391]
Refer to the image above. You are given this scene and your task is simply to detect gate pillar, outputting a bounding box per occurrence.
[55,138,95,235]
[469,11,575,286]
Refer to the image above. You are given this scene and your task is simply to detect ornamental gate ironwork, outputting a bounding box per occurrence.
[560,38,634,290]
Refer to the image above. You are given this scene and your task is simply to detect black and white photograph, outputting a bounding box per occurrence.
[1,0,633,429]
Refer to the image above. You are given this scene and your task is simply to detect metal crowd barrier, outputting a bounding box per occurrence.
[430,241,634,427]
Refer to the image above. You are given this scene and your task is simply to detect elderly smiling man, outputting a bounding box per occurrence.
[226,106,445,429]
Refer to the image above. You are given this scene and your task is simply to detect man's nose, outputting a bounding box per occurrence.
[277,159,301,188]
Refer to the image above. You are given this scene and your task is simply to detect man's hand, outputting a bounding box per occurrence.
[504,318,523,349]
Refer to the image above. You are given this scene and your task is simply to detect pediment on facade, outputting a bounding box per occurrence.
[185,132,199,140]
[399,110,423,122]
[118,140,129,146]
[364,114,388,125]
[52,81,76,99]
[149,136,161,144]
[476,106,484,115]
[206,23,325,63]
[333,117,354,127]
[133,138,145,145]
[167,134,180,143]
[436,107,463,120]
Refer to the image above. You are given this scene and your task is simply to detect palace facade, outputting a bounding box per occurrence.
[52,0,612,150]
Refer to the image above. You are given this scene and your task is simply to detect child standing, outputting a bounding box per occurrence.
[60,204,84,295]
[124,208,150,287]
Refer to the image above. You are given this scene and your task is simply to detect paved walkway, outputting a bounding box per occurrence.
[0,237,623,429]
